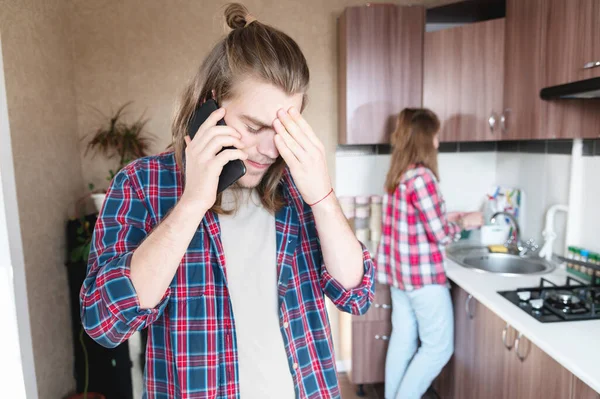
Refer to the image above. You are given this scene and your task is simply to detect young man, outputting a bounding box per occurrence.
[80,4,374,399]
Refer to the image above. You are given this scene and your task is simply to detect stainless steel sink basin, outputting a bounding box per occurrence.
[447,244,555,276]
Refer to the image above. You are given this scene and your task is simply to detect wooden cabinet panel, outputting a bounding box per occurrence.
[353,283,391,322]
[473,300,512,399]
[583,0,600,80]
[338,5,424,145]
[424,24,459,142]
[434,284,479,398]
[503,333,573,399]
[424,19,505,143]
[349,320,392,385]
[571,375,600,399]
[503,0,547,140]
[544,0,600,139]
[544,0,592,87]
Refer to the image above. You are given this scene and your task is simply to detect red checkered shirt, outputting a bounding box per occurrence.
[376,165,461,291]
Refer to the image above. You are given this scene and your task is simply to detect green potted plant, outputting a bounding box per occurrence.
[84,102,154,212]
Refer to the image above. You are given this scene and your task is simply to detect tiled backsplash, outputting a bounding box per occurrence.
[335,141,600,256]
[335,151,497,211]
[496,152,571,254]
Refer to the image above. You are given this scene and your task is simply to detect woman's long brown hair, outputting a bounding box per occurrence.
[384,108,440,193]
[170,3,310,214]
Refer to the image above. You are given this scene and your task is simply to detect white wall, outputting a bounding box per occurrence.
[577,156,600,254]
[335,151,497,213]
[0,35,38,399]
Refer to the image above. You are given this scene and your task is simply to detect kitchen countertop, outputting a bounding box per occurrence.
[446,259,600,394]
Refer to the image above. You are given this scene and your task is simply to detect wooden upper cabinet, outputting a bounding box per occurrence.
[424,19,505,143]
[544,0,592,87]
[544,0,600,139]
[502,0,547,140]
[543,0,600,83]
[583,0,600,80]
[338,5,424,145]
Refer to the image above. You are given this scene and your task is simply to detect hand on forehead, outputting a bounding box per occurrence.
[221,77,304,127]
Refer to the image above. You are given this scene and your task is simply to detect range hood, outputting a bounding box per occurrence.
[540,77,600,100]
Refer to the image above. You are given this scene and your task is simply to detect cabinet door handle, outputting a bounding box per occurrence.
[374,303,391,309]
[465,294,475,320]
[502,323,514,350]
[374,335,389,341]
[500,108,510,135]
[515,332,528,362]
[488,111,498,134]
[583,61,600,69]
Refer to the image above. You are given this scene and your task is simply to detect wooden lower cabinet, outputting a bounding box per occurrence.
[435,284,600,399]
[349,283,392,385]
[572,376,600,399]
[503,333,573,399]
[350,320,391,384]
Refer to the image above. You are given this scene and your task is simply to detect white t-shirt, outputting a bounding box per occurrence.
[218,189,296,399]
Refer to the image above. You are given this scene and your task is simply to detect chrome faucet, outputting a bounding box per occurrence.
[490,211,538,256]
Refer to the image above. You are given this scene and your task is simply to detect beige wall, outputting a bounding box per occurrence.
[0,0,83,398]
[72,0,454,190]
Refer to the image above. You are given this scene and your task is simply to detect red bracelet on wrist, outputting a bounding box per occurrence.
[308,188,334,207]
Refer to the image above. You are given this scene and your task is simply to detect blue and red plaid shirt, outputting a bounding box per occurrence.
[80,151,374,399]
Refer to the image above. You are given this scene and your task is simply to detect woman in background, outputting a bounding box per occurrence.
[376,108,483,399]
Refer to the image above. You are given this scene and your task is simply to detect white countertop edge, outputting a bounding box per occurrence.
[446,260,600,394]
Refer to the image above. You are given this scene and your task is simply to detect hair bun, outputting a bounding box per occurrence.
[225,3,252,30]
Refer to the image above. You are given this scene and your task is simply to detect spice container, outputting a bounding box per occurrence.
[370,195,383,244]
[590,253,600,283]
[355,206,370,231]
[567,246,577,270]
[572,247,582,272]
[580,249,590,275]
[355,196,370,214]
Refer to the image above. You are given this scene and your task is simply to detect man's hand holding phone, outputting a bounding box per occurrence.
[182,107,247,212]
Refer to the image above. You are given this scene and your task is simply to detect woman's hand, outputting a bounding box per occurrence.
[447,212,465,223]
[272,107,332,205]
[459,212,484,230]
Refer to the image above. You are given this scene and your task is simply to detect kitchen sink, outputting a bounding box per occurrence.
[446,244,555,276]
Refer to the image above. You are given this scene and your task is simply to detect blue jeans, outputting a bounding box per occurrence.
[385,285,454,399]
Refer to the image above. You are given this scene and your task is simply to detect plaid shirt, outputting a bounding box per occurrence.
[80,152,374,399]
[376,165,460,291]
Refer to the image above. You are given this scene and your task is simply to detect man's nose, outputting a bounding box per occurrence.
[257,129,279,159]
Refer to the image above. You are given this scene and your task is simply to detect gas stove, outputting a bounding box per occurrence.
[498,277,600,323]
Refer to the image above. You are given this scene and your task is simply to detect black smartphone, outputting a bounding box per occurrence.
[187,99,246,193]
